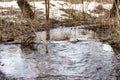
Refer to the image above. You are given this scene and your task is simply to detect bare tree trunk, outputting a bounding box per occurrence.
[82,0,85,19]
[45,0,50,53]
[110,0,120,17]
[17,0,34,19]
[45,0,50,40]
[45,0,50,22]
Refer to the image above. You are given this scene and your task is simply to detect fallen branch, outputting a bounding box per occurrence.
[4,42,43,45]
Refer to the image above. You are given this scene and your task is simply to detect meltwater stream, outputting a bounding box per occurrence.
[0,26,117,80]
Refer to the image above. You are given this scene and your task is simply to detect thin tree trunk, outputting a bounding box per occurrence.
[82,0,85,19]
[110,0,120,17]
[45,0,50,41]
[45,0,50,22]
[17,0,34,19]
[45,0,50,53]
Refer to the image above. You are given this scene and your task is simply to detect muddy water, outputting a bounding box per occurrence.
[0,26,117,80]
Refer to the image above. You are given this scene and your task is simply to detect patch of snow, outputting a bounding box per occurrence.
[30,1,45,10]
[102,44,113,52]
[89,12,104,17]
[0,0,113,19]
[102,4,112,10]
[0,1,19,8]
[83,1,99,11]
[36,26,94,41]
[36,31,46,41]
[30,0,68,19]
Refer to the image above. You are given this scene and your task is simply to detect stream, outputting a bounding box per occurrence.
[0,26,118,80]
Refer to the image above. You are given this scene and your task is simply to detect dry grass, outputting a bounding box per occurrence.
[92,5,109,14]
[0,0,113,3]
[58,0,113,4]
[59,8,100,26]
[60,8,79,19]
[50,33,71,41]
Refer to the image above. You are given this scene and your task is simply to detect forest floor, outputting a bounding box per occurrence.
[0,0,115,42]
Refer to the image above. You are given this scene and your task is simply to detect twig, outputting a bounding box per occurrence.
[4,42,43,45]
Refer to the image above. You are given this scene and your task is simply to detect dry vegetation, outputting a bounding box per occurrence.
[0,0,113,3]
[0,1,113,42]
[58,0,113,3]
[0,0,119,45]
[92,5,109,14]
